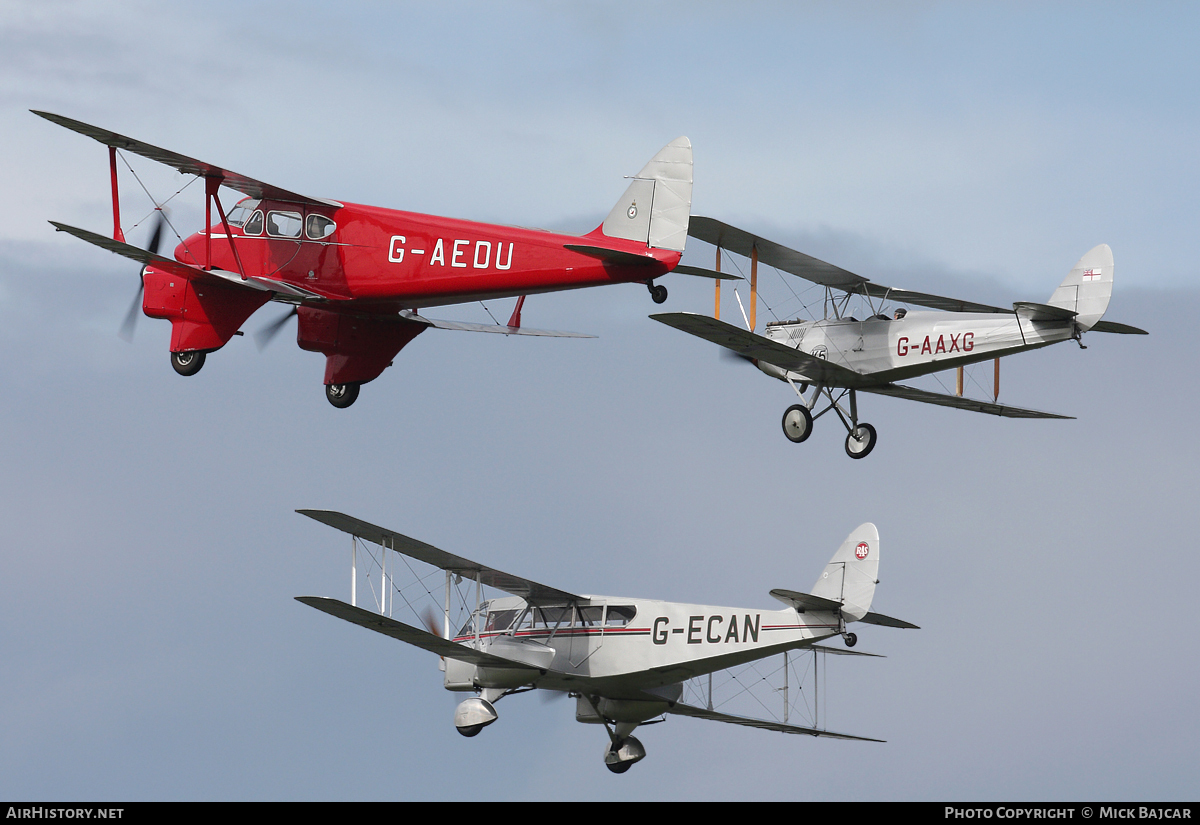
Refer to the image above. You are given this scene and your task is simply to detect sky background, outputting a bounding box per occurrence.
[1,0,1196,802]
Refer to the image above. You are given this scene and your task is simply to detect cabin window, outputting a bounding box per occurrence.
[576,606,604,627]
[266,210,303,238]
[531,606,572,629]
[226,199,260,227]
[604,606,637,626]
[243,210,264,236]
[306,214,336,240]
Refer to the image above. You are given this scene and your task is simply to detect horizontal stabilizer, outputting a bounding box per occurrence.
[562,244,664,268]
[34,111,334,207]
[671,264,742,281]
[297,510,583,605]
[667,701,884,742]
[858,611,919,630]
[1014,301,1077,323]
[862,383,1073,419]
[769,589,843,612]
[296,597,545,670]
[398,311,594,339]
[1090,320,1148,335]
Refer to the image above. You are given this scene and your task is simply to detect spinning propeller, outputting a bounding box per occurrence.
[421,606,444,639]
[254,306,298,350]
[118,212,165,342]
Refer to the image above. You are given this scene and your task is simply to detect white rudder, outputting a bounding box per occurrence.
[810,523,879,621]
[1047,244,1114,331]
[601,137,693,252]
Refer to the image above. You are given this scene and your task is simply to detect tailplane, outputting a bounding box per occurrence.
[809,523,879,621]
[599,137,692,252]
[1047,244,1113,332]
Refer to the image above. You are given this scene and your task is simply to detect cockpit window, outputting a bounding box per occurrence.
[485,608,521,632]
[243,211,264,235]
[266,210,303,238]
[306,214,336,240]
[226,199,260,227]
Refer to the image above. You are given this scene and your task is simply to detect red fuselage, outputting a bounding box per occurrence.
[178,198,681,311]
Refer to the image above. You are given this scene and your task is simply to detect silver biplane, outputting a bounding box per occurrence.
[296,509,917,774]
[656,217,1147,458]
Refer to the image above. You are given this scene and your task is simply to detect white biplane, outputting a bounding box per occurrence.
[296,509,917,774]
[655,218,1147,458]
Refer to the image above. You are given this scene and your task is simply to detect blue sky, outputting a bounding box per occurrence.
[1,1,1196,801]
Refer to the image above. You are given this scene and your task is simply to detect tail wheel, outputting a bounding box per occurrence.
[781,404,813,443]
[844,423,877,459]
[170,350,206,377]
[326,382,361,408]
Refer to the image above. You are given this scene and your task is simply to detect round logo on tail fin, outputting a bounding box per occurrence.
[855,542,870,560]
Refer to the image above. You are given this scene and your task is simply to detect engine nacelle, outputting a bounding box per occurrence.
[454,697,498,737]
[575,694,674,725]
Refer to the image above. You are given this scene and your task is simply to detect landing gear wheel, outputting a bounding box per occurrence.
[606,760,633,774]
[456,724,484,738]
[782,404,813,443]
[170,350,206,376]
[844,423,877,459]
[325,382,361,409]
[844,632,858,648]
[648,283,668,304]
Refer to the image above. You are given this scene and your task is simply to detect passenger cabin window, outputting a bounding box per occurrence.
[604,606,637,626]
[226,199,261,227]
[531,606,572,629]
[306,214,336,240]
[266,210,303,238]
[243,211,264,236]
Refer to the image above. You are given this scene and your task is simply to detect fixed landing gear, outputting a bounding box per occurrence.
[844,632,858,648]
[781,385,880,459]
[782,404,813,443]
[170,350,206,376]
[603,735,646,774]
[647,281,668,304]
[454,696,498,737]
[325,382,361,409]
[844,423,877,460]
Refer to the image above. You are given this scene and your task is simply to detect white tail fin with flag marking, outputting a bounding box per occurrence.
[1048,243,1114,332]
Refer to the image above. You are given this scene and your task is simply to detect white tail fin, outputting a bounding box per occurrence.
[600,137,692,252]
[1047,244,1114,332]
[809,523,879,621]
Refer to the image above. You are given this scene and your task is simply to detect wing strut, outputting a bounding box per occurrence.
[108,147,124,243]
[204,176,245,278]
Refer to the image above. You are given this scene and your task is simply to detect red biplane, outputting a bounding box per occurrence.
[37,111,719,407]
